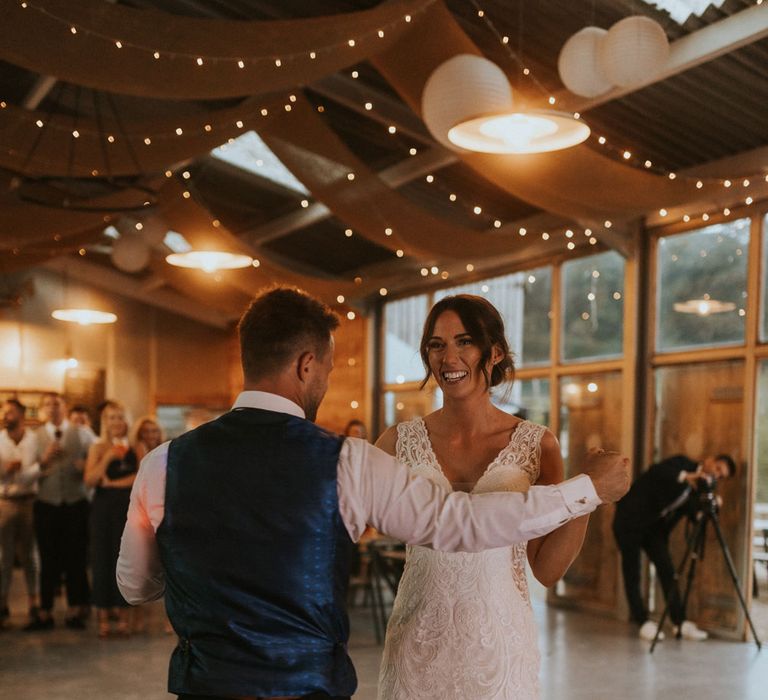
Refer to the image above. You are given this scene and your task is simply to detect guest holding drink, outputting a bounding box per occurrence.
[84,401,137,638]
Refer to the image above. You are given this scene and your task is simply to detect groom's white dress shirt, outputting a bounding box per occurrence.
[117,391,601,603]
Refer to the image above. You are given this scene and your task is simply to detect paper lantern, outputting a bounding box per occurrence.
[421,54,513,150]
[557,27,612,98]
[600,16,670,88]
[111,233,150,273]
[137,216,169,247]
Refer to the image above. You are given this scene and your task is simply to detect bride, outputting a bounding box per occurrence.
[377,294,590,700]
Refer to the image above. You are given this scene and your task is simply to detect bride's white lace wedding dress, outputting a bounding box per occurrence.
[377,417,545,700]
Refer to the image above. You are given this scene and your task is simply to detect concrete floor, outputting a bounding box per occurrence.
[2,569,768,700]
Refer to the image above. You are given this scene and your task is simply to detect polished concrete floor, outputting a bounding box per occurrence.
[2,569,768,700]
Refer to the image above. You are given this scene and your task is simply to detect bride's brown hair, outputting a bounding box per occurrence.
[419,294,515,390]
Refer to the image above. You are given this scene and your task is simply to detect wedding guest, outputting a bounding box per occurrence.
[69,405,96,439]
[344,419,368,440]
[28,392,93,631]
[0,399,40,628]
[84,401,136,638]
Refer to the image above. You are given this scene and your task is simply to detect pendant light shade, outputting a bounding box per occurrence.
[448,110,590,154]
[422,54,513,150]
[52,308,118,325]
[422,54,590,155]
[165,250,254,273]
[673,297,736,316]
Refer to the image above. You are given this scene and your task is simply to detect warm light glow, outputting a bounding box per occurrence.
[448,110,590,154]
[52,309,118,325]
[673,297,736,316]
[166,251,253,273]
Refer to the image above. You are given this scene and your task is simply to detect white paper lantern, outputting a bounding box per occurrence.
[421,54,513,150]
[600,16,670,88]
[111,233,150,273]
[558,27,613,98]
[139,215,170,247]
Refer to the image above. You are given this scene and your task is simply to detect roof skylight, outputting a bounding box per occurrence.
[640,0,726,24]
[211,131,309,195]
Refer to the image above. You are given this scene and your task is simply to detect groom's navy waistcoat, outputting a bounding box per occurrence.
[157,408,354,698]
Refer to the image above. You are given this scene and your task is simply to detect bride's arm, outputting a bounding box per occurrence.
[527,430,590,587]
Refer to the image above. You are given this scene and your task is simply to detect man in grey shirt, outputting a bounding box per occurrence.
[27,392,93,631]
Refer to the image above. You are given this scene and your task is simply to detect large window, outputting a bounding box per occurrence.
[384,294,428,385]
[557,371,623,607]
[761,214,768,343]
[656,219,750,352]
[491,378,551,426]
[653,360,746,631]
[561,251,624,361]
[756,360,768,505]
[435,267,552,366]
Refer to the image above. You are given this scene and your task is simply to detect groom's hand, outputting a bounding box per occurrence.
[582,448,631,504]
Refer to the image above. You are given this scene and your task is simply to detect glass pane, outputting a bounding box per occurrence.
[491,378,551,426]
[556,372,623,606]
[383,295,429,384]
[561,251,624,361]
[654,361,746,633]
[761,214,768,343]
[382,388,438,429]
[756,360,768,506]
[656,219,749,352]
[434,267,552,367]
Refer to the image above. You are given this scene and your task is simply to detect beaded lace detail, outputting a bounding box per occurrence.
[377,418,545,700]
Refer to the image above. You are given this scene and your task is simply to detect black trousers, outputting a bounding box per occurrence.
[34,499,90,611]
[614,520,685,626]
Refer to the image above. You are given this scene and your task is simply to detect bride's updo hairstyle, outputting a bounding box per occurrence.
[419,294,515,390]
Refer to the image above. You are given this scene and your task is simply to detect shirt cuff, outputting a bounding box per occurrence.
[559,474,602,514]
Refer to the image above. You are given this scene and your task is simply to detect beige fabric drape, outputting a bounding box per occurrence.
[0,0,435,99]
[259,95,560,260]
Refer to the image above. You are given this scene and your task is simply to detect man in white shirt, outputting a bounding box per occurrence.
[0,398,40,627]
[118,286,629,700]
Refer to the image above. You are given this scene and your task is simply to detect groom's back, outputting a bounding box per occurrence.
[157,407,356,698]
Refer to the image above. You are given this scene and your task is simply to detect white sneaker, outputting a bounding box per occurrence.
[639,620,665,641]
[675,620,708,641]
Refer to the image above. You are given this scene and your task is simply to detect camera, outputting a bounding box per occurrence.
[695,475,718,513]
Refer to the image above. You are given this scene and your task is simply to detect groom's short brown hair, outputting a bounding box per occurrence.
[238,286,339,382]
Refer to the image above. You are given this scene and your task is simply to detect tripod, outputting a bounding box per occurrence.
[650,489,762,652]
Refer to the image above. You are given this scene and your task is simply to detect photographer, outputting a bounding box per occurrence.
[613,453,735,641]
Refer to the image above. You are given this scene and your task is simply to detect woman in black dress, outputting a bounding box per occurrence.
[84,401,137,638]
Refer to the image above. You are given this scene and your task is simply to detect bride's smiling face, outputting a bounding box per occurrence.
[426,310,498,397]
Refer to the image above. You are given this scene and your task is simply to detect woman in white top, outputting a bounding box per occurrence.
[377,294,590,700]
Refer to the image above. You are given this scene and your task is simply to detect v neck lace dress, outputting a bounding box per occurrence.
[377,417,545,700]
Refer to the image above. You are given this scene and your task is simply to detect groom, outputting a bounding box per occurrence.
[117,286,629,700]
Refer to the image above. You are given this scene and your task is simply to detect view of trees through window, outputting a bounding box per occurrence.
[561,251,625,361]
[656,218,750,351]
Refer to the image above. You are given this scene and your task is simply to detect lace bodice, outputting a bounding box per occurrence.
[377,417,546,700]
